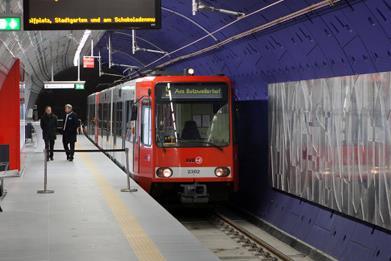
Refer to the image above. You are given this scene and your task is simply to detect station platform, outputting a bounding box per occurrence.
[0,130,218,261]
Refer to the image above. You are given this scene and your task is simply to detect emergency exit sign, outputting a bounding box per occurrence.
[0,17,21,31]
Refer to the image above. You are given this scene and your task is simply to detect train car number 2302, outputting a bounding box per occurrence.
[187,169,200,175]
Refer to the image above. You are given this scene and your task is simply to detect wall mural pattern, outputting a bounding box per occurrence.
[269,72,391,230]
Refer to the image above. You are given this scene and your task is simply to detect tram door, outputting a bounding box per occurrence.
[138,98,153,184]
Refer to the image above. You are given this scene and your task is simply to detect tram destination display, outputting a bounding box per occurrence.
[156,83,228,101]
[23,0,161,30]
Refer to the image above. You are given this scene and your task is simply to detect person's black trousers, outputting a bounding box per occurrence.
[44,139,55,159]
[63,138,75,160]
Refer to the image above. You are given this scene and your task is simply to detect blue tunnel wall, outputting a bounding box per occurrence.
[96,0,391,259]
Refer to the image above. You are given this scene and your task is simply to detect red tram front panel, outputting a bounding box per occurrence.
[153,147,234,183]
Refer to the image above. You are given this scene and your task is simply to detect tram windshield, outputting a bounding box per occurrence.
[156,82,230,148]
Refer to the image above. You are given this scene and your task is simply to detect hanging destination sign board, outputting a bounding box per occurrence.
[23,0,161,30]
[44,81,85,90]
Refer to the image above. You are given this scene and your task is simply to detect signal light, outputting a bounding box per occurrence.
[215,167,230,177]
[156,167,173,178]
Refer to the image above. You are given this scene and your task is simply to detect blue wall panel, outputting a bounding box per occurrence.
[233,98,391,260]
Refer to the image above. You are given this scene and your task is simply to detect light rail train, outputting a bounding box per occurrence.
[87,74,237,202]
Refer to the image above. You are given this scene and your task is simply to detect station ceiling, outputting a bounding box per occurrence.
[98,0,391,100]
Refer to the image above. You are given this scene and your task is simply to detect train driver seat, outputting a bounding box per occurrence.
[181,120,201,140]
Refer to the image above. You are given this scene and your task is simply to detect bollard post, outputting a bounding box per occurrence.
[37,149,55,194]
[121,148,137,192]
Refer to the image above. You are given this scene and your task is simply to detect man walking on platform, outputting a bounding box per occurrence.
[63,104,79,161]
[40,106,58,161]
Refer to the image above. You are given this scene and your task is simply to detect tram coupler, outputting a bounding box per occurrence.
[179,183,209,203]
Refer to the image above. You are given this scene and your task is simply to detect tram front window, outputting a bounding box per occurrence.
[156,82,230,148]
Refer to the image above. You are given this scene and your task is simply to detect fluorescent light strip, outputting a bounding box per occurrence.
[73,30,92,66]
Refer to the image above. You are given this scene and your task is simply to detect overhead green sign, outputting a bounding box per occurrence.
[0,17,21,31]
[74,83,85,90]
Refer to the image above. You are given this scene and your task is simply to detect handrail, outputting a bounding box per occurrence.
[37,148,137,194]
[49,149,126,152]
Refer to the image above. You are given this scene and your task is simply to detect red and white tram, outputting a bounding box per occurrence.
[87,74,237,202]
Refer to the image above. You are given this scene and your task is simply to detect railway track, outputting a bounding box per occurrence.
[212,211,292,261]
[174,206,299,261]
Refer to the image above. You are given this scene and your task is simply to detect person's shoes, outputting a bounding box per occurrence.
[69,157,74,161]
[50,157,54,161]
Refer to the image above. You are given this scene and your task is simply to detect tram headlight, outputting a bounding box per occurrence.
[215,167,230,177]
[156,167,173,178]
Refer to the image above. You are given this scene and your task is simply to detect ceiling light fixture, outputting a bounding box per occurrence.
[73,30,91,66]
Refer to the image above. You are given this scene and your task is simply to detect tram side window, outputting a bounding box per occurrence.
[116,102,123,137]
[99,104,103,132]
[141,99,151,146]
[88,104,95,134]
[104,103,110,140]
[102,103,106,130]
[125,101,134,142]
[126,101,133,122]
[90,104,95,123]
[103,103,109,130]
[87,104,91,123]
[113,102,117,145]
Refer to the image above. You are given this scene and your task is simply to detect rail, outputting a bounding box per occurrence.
[37,148,138,194]
[213,211,293,261]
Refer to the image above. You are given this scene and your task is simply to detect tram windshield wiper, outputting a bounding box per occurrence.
[190,140,224,151]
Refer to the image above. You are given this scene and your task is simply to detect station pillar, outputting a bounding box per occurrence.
[0,59,20,172]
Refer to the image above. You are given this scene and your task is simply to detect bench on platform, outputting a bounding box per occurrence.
[0,162,9,212]
[0,144,10,212]
[0,162,9,195]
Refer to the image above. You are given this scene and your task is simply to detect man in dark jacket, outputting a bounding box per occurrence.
[63,104,79,161]
[40,106,58,161]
